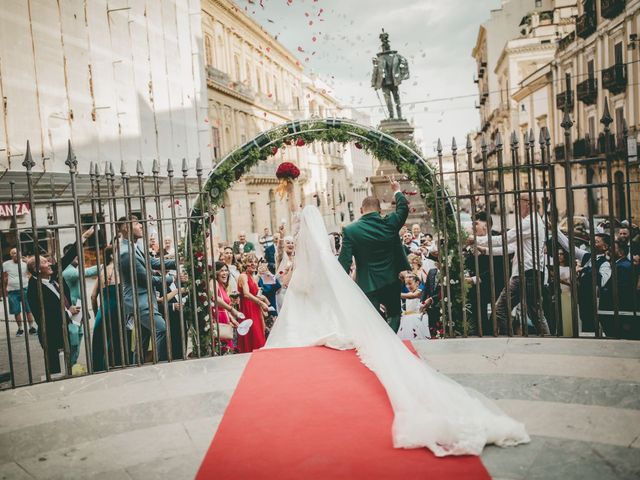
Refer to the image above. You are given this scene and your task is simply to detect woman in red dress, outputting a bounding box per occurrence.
[210,261,242,353]
[237,253,269,352]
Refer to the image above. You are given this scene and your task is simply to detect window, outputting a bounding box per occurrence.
[587,59,595,79]
[273,75,278,103]
[269,190,276,233]
[564,72,571,91]
[588,116,596,147]
[250,202,257,233]
[256,68,262,92]
[204,34,213,66]
[224,126,231,152]
[614,42,623,65]
[535,0,542,7]
[586,168,598,215]
[245,61,252,86]
[211,127,221,160]
[234,54,241,81]
[615,106,625,147]
[614,171,626,220]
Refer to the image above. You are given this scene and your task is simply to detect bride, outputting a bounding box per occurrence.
[265,188,530,457]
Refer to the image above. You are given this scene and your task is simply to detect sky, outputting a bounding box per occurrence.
[236,0,503,155]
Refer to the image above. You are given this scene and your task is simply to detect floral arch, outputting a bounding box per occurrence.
[187,118,466,355]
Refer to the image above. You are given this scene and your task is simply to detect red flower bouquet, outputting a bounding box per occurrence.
[275,162,300,198]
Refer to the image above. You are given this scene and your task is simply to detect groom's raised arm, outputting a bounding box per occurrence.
[387,191,409,231]
[338,228,353,273]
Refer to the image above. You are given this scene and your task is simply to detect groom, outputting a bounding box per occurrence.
[338,177,410,332]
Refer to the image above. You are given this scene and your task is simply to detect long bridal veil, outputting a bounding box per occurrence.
[266,206,530,456]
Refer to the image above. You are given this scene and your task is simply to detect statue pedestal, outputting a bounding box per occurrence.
[369,119,431,231]
[378,118,414,143]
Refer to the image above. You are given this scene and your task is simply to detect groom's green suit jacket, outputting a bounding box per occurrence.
[338,191,410,293]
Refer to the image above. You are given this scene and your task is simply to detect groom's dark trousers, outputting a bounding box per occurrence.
[365,280,403,332]
[338,191,410,334]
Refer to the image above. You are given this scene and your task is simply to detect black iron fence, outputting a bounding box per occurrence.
[430,102,639,341]
[0,105,638,389]
[0,143,218,388]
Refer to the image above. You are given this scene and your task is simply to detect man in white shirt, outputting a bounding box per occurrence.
[2,248,35,336]
[470,195,550,335]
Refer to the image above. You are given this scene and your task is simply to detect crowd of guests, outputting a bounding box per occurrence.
[463,197,640,338]
[3,200,639,378]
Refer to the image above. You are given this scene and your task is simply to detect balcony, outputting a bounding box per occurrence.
[576,13,596,39]
[601,63,627,95]
[206,65,255,102]
[601,0,625,19]
[556,90,574,110]
[558,32,575,51]
[576,78,598,105]
[479,88,489,106]
[597,133,626,154]
[573,136,596,157]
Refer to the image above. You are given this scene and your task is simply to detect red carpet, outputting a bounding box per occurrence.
[197,345,490,479]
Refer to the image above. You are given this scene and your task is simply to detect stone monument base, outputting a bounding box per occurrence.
[370,119,431,230]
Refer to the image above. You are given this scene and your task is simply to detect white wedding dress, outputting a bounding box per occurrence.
[265,206,530,457]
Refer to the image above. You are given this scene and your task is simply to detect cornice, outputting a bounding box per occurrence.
[203,0,303,73]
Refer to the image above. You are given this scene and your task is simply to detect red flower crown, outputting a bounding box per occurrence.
[276,162,300,180]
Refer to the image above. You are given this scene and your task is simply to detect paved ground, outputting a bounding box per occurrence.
[0,316,90,387]
[0,337,638,480]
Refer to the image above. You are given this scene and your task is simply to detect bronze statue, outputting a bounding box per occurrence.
[371,29,410,120]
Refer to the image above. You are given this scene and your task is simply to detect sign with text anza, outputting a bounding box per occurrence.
[0,202,31,218]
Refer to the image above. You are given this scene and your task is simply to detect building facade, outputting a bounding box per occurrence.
[473,0,639,225]
[0,0,211,256]
[550,0,640,221]
[202,0,376,245]
[473,1,576,227]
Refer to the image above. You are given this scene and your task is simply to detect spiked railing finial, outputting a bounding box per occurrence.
[600,97,613,129]
[561,109,573,131]
[22,141,35,170]
[65,140,77,172]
